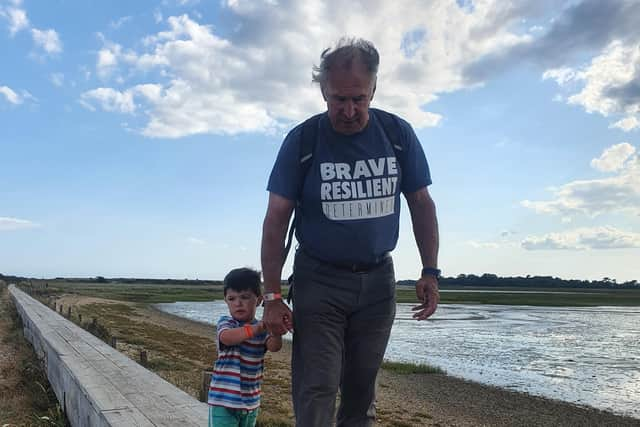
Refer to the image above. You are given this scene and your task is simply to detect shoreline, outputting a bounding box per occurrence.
[147,303,640,426]
[54,294,640,426]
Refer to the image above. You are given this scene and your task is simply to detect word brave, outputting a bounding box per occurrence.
[320,157,399,201]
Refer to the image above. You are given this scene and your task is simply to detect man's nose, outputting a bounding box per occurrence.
[343,100,356,118]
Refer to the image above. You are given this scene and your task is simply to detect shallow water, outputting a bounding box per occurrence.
[156,301,640,419]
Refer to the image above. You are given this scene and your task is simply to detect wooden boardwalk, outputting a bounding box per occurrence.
[9,285,208,426]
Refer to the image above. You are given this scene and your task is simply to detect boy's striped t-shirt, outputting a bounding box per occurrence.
[207,315,267,410]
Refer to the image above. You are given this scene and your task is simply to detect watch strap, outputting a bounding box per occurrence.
[421,267,441,278]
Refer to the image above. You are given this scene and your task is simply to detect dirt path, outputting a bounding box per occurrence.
[54,294,640,427]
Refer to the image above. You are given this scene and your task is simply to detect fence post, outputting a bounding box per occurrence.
[140,350,148,366]
[199,369,214,402]
[111,337,117,348]
[78,313,82,324]
[67,307,71,318]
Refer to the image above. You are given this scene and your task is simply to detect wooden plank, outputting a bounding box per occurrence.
[9,285,209,427]
[101,407,156,427]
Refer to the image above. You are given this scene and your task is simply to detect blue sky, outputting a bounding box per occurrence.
[1,0,639,282]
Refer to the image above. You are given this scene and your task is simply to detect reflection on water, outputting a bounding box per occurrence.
[156,301,640,419]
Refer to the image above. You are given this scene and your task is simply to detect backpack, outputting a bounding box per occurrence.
[282,108,407,301]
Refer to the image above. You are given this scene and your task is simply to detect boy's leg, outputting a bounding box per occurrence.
[209,406,241,427]
[239,408,259,427]
[336,259,396,427]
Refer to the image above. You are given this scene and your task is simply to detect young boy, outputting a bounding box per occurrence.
[208,267,283,427]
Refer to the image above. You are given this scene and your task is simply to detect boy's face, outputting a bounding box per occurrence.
[224,289,261,322]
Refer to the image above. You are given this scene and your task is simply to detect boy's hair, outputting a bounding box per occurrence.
[223,267,262,297]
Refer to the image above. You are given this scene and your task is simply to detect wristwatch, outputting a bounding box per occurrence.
[421,267,441,279]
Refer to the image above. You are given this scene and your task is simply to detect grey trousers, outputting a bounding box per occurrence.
[291,250,396,427]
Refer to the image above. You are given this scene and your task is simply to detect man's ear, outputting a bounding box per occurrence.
[321,84,328,102]
[371,81,376,101]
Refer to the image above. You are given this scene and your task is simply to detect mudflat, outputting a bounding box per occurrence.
[49,293,640,427]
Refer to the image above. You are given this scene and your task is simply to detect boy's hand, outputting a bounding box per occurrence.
[263,300,293,335]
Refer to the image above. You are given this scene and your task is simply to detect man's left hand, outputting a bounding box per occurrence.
[412,275,439,320]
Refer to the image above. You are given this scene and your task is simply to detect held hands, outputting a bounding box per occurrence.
[412,275,439,320]
[263,299,293,336]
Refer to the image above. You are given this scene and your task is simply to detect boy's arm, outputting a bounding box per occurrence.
[219,322,266,346]
[265,334,283,352]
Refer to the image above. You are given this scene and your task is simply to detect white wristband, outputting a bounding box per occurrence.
[263,292,282,302]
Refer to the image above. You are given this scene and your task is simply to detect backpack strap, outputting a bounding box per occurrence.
[371,108,406,163]
[283,114,321,303]
[298,113,323,189]
[282,114,322,268]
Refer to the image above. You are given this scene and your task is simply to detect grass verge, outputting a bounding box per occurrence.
[0,282,69,427]
[381,360,444,375]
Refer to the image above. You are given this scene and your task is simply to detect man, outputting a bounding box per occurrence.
[261,37,440,426]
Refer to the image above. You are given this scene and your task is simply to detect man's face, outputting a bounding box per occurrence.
[224,289,261,322]
[323,61,375,135]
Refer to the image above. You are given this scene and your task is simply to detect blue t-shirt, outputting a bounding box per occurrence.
[267,109,431,265]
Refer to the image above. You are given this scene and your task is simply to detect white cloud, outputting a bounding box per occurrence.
[153,10,163,24]
[610,116,640,132]
[187,237,206,245]
[542,67,577,86]
[31,28,62,54]
[97,45,120,79]
[81,1,542,138]
[467,240,501,249]
[110,16,132,29]
[0,85,21,104]
[522,226,640,250]
[522,143,640,217]
[500,229,517,237]
[3,6,29,35]
[467,230,519,249]
[49,72,64,87]
[544,41,640,132]
[590,142,636,172]
[0,217,39,231]
[80,88,136,113]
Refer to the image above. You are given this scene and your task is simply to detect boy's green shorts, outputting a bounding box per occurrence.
[208,405,260,427]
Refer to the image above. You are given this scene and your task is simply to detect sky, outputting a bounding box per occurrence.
[1,0,639,282]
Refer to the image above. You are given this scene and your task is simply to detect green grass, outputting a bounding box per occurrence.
[24,280,228,303]
[381,360,444,375]
[257,420,293,427]
[19,279,640,307]
[0,282,69,426]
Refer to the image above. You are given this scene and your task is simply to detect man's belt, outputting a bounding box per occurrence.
[301,248,390,273]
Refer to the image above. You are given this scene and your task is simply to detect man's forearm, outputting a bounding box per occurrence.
[408,189,439,269]
[261,215,289,293]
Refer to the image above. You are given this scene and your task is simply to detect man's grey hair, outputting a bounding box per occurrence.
[312,37,379,87]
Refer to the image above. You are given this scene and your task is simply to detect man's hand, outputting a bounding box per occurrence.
[263,300,293,335]
[412,275,439,320]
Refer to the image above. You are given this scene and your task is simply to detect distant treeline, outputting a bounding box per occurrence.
[0,274,222,287]
[398,273,640,289]
[2,273,638,289]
